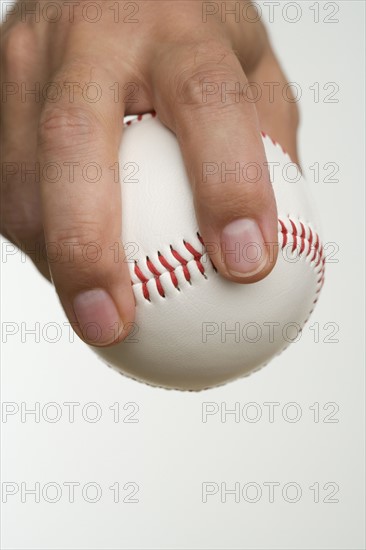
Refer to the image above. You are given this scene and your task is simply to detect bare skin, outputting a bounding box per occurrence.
[0,0,299,346]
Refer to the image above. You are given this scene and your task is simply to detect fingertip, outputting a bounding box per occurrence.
[213,216,279,285]
[72,287,135,347]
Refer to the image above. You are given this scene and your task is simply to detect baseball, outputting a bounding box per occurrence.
[92,113,325,390]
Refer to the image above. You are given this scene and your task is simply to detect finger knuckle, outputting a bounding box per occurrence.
[173,42,240,110]
[50,58,103,88]
[48,219,104,254]
[38,104,99,153]
[47,221,110,282]
[38,57,107,151]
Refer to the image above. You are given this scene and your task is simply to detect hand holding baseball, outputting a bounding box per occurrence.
[1,0,299,347]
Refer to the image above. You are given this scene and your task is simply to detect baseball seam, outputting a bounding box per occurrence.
[131,218,325,305]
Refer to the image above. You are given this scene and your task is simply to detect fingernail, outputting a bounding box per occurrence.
[73,289,122,346]
[221,218,268,278]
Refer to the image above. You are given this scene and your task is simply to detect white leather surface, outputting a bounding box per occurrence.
[93,114,324,390]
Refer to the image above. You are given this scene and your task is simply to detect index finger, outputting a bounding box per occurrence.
[38,59,135,346]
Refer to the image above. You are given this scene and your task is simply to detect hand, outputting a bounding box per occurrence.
[0,0,299,346]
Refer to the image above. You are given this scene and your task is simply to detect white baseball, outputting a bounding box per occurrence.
[92,113,325,390]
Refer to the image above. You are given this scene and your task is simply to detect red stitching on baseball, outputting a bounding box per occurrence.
[311,233,320,263]
[307,227,313,256]
[134,262,150,301]
[146,257,166,298]
[279,220,287,247]
[131,218,325,302]
[158,251,179,290]
[184,240,205,277]
[290,219,297,252]
[170,245,191,283]
[299,222,306,255]
[146,256,161,278]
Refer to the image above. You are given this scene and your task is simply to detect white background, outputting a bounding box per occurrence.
[1,1,365,549]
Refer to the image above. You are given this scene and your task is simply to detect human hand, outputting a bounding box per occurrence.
[1,0,299,346]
